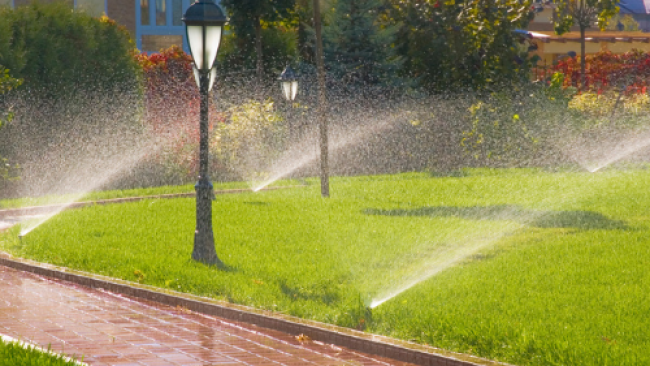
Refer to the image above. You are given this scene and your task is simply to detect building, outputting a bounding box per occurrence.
[525,0,650,67]
[0,0,221,53]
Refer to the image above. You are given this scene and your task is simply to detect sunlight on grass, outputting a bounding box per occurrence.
[2,169,650,365]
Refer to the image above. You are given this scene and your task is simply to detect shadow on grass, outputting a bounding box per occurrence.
[363,205,629,230]
[279,281,341,305]
[190,259,238,273]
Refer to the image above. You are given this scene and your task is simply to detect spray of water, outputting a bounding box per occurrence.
[367,178,602,308]
[251,112,402,192]
[558,124,650,173]
[370,221,523,308]
[3,85,173,237]
[18,145,153,236]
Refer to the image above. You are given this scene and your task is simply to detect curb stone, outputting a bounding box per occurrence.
[0,185,305,219]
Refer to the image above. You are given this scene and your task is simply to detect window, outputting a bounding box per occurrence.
[156,0,166,25]
[141,0,150,25]
[76,0,104,17]
[172,0,182,26]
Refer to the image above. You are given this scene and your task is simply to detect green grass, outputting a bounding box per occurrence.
[2,169,650,365]
[0,338,82,366]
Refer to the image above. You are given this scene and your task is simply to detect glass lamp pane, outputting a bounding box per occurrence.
[187,25,205,69]
[193,65,200,88]
[282,82,291,101]
[291,81,298,100]
[203,25,222,70]
[209,67,217,91]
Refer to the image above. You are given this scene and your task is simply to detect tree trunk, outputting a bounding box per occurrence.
[255,15,264,86]
[580,26,586,89]
[312,0,329,197]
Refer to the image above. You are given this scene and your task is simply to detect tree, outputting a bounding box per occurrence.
[553,0,619,88]
[0,67,21,129]
[388,0,536,91]
[322,0,404,89]
[606,14,639,31]
[0,3,139,101]
[0,67,22,189]
[220,0,295,83]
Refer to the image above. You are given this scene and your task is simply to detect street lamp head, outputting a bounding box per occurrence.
[183,0,228,71]
[193,64,217,91]
[278,65,299,101]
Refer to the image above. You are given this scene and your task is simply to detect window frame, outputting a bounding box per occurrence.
[136,0,193,53]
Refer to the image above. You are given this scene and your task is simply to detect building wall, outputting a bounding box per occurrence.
[108,0,136,36]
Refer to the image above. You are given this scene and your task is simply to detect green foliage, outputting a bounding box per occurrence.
[0,67,22,188]
[0,338,81,366]
[220,0,296,76]
[389,0,536,91]
[322,0,405,88]
[218,25,298,75]
[461,84,572,165]
[0,66,21,128]
[567,91,650,129]
[0,3,140,100]
[4,170,650,365]
[554,0,619,33]
[212,99,286,178]
[606,14,640,31]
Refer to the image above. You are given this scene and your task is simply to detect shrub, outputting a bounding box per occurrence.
[550,50,650,93]
[0,3,140,100]
[212,99,286,180]
[0,67,22,191]
[0,66,22,128]
[460,84,572,166]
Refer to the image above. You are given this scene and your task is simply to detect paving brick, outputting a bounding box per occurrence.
[0,266,418,366]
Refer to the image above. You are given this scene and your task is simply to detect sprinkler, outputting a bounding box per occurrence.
[18,234,23,245]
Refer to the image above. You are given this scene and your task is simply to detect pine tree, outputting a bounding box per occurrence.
[323,0,404,88]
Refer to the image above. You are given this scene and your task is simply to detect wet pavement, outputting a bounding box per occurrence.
[0,266,416,366]
[0,214,44,231]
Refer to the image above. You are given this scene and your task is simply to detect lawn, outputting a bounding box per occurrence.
[0,337,82,366]
[1,169,649,365]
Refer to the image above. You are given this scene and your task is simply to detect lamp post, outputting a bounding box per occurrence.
[278,65,299,138]
[183,0,227,265]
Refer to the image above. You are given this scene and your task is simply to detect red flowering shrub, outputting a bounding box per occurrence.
[550,50,650,94]
[135,46,224,180]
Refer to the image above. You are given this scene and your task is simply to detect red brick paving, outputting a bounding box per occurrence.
[0,266,416,366]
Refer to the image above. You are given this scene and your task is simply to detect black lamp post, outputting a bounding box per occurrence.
[278,65,299,139]
[183,0,227,265]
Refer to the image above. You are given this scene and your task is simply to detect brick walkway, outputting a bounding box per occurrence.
[0,266,416,366]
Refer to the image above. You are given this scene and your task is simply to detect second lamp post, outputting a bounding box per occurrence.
[183,0,227,265]
[278,65,299,138]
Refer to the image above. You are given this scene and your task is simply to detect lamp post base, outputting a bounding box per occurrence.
[192,179,221,266]
[192,230,221,265]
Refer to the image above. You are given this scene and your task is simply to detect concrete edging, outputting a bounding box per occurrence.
[0,185,304,218]
[0,256,505,366]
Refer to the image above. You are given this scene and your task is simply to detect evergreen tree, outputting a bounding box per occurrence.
[322,0,404,88]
